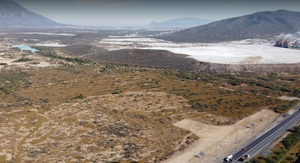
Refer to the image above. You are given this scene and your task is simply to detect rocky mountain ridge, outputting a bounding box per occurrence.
[0,0,61,27]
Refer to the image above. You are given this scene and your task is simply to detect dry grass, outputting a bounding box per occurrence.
[0,63,293,163]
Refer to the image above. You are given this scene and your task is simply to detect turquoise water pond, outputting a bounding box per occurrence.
[13,45,39,53]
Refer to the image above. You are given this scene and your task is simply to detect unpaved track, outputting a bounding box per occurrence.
[165,109,279,163]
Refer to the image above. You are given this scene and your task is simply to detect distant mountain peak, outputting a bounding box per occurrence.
[0,0,62,27]
[149,21,158,25]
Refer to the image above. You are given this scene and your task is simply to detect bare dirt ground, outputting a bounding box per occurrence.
[0,91,199,163]
[279,96,300,101]
[165,109,280,163]
[0,53,57,69]
[241,56,263,63]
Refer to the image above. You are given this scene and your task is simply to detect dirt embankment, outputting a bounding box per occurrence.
[165,109,280,163]
[195,62,300,75]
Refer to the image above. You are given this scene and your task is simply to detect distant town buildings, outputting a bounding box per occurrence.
[108,30,176,38]
[109,32,140,38]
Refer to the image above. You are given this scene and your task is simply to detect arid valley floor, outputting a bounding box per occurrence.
[0,32,299,163]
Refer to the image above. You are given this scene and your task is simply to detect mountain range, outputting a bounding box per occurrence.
[1,0,300,44]
[161,10,300,43]
[148,18,213,28]
[0,0,61,27]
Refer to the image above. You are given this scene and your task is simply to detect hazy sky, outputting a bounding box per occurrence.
[13,0,300,27]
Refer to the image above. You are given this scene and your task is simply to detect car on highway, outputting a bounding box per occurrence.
[242,147,246,150]
[239,154,250,161]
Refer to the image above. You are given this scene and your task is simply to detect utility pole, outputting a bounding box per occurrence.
[236,130,238,144]
[215,144,217,157]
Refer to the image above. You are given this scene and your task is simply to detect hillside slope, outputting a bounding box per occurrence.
[160,10,300,43]
[0,0,61,27]
[149,18,213,28]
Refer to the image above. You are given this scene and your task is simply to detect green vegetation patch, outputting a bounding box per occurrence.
[252,125,300,163]
[13,58,33,62]
[0,69,31,94]
[33,46,90,65]
[274,100,300,113]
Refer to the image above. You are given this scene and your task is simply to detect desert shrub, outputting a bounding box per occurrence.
[265,157,279,163]
[34,46,89,64]
[262,89,270,95]
[13,58,33,62]
[285,155,295,161]
[112,91,119,94]
[280,86,291,92]
[290,88,300,98]
[74,94,84,99]
[268,73,276,78]
[282,126,300,149]
[274,100,299,113]
[0,70,30,94]
[189,92,199,96]
[176,71,200,81]
[228,79,241,86]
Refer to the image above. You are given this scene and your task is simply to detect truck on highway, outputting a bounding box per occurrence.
[224,155,233,162]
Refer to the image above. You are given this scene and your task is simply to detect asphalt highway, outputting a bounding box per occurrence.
[218,105,300,163]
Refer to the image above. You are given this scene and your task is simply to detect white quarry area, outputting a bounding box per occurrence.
[98,38,300,64]
[34,43,67,47]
